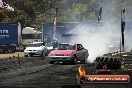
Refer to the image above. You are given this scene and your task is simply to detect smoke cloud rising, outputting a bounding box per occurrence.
[69,23,120,63]
[57,0,132,63]
[68,0,124,63]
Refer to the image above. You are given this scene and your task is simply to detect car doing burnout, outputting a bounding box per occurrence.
[48,43,89,64]
[24,42,47,57]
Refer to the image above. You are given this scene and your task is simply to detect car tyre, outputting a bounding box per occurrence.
[72,59,76,65]
[25,55,28,57]
[50,61,54,64]
[29,54,33,57]
[72,55,77,64]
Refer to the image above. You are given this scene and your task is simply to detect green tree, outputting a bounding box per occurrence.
[0,0,100,28]
[66,3,95,22]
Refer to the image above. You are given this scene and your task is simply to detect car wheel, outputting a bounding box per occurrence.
[7,49,12,53]
[72,55,77,64]
[73,59,76,64]
[50,61,54,64]
[29,54,33,57]
[25,55,28,57]
[12,49,16,53]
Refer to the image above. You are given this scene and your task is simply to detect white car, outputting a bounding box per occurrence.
[24,42,47,57]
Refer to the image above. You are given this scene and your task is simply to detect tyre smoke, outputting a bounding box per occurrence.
[68,0,121,63]
[69,23,120,63]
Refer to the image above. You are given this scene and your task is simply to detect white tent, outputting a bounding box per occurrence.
[22,27,42,34]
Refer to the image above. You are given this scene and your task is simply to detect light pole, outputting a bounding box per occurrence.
[53,8,58,43]
[120,0,125,52]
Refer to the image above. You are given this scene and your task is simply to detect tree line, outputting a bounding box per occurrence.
[1,0,131,29]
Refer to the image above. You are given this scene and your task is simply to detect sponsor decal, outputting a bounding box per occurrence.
[77,66,130,83]
[83,75,130,83]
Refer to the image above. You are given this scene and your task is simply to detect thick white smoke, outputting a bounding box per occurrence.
[61,0,132,63]
[69,23,120,63]
[67,0,122,63]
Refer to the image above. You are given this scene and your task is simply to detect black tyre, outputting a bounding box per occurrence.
[29,54,33,57]
[50,61,54,64]
[7,48,12,53]
[12,48,16,53]
[8,44,16,53]
[72,55,77,64]
[25,55,28,57]
[72,59,76,64]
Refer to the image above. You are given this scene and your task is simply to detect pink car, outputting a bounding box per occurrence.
[48,43,89,64]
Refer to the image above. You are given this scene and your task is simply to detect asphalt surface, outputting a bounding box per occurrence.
[0,56,132,88]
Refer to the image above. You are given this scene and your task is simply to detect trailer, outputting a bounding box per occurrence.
[42,22,78,43]
[42,22,104,43]
[0,22,21,53]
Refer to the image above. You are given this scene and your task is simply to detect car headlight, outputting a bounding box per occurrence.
[24,50,28,52]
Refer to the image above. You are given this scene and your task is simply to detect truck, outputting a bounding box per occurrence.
[0,22,21,53]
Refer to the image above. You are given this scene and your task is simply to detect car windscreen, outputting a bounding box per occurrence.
[56,44,76,50]
[28,43,43,47]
